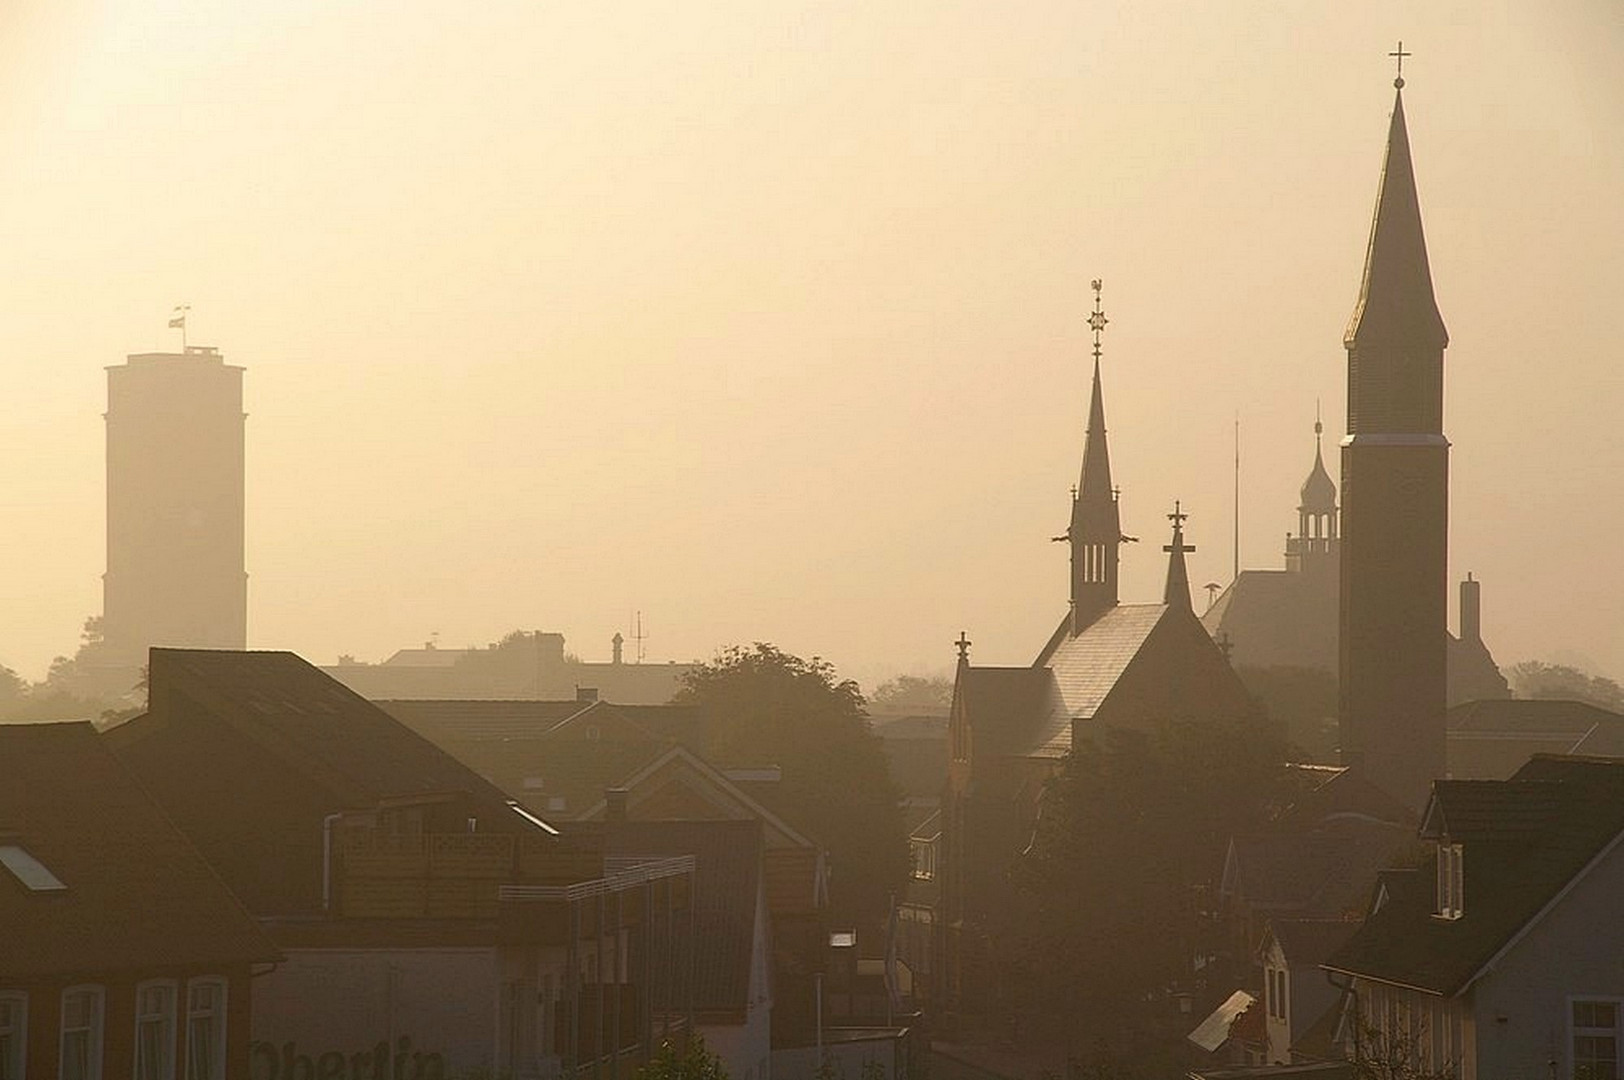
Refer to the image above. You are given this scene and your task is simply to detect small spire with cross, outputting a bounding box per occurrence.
[955,631,972,662]
[1163,500,1196,609]
[1087,278,1108,364]
[1389,40,1411,90]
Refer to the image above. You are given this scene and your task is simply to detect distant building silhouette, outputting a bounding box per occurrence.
[101,347,247,667]
[1201,428,1509,707]
[324,630,693,704]
[1338,81,1450,811]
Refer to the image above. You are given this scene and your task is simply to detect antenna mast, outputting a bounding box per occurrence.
[1232,414,1240,581]
[631,611,647,664]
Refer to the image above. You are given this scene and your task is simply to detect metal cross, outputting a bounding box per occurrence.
[1165,501,1195,555]
[1390,41,1411,89]
[955,631,972,661]
[1087,278,1108,363]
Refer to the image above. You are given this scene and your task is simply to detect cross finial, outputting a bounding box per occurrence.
[1164,501,1195,555]
[1087,278,1108,363]
[1389,40,1411,89]
[955,631,972,662]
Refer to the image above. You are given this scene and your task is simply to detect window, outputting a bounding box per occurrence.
[184,980,227,1080]
[134,981,177,1080]
[0,845,67,891]
[0,992,26,1080]
[1436,842,1464,919]
[911,840,936,881]
[1266,968,1288,1022]
[60,985,104,1080]
[1574,1000,1620,1080]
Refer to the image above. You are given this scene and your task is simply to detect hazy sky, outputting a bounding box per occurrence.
[2,0,1621,688]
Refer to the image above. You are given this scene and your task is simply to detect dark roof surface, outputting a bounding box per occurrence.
[1449,698,1624,737]
[605,819,763,1016]
[134,649,535,824]
[1267,918,1360,968]
[1326,756,1624,994]
[0,722,277,978]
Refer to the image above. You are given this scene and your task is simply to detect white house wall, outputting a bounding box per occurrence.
[1471,837,1624,1080]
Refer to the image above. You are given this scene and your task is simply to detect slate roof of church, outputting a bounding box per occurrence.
[1325,756,1624,995]
[0,722,278,978]
[1030,603,1169,756]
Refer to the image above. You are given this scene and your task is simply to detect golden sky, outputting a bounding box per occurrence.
[2,0,1621,686]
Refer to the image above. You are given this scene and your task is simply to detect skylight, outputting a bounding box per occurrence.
[0,845,67,891]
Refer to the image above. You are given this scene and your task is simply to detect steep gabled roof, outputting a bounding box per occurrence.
[118,649,540,828]
[1326,757,1624,995]
[0,722,278,978]
[956,665,1052,758]
[1031,604,1169,755]
[379,699,593,741]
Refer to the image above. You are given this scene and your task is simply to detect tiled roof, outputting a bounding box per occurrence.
[605,819,763,1017]
[958,666,1052,758]
[1326,757,1624,995]
[0,722,278,978]
[1033,604,1169,755]
[1449,698,1624,738]
[1266,918,1361,968]
[380,699,593,741]
[132,649,536,824]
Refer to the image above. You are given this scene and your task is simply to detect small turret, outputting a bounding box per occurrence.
[1286,411,1340,574]
[1163,502,1195,611]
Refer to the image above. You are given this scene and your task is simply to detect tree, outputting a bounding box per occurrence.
[1508,660,1624,712]
[1004,711,1308,1056]
[869,674,953,713]
[635,1035,728,1080]
[674,644,908,925]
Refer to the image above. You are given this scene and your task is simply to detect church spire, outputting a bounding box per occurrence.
[1069,279,1122,632]
[1344,74,1449,361]
[1162,501,1194,610]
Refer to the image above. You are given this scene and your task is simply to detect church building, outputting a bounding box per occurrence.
[936,283,1258,1023]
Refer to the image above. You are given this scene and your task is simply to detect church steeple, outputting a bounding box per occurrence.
[1344,78,1449,435]
[1069,279,1122,633]
[1162,502,1194,610]
[1339,51,1451,811]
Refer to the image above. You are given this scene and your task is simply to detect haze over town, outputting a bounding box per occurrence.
[2,0,1621,687]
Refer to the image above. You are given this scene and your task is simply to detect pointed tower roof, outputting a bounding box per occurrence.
[1078,356,1113,500]
[1163,502,1194,610]
[1345,85,1449,351]
[1300,413,1337,512]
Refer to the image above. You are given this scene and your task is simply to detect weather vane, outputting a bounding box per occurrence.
[1087,278,1108,363]
[1389,40,1411,89]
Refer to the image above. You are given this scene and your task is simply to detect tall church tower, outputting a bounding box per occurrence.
[102,346,248,667]
[1069,280,1122,633]
[1339,64,1450,810]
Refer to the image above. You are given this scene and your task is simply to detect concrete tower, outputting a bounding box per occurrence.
[1338,73,1450,810]
[102,346,247,666]
[1068,279,1124,633]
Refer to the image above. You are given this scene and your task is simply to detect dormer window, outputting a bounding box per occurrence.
[1436,841,1464,919]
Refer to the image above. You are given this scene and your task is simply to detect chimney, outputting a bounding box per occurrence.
[576,686,599,703]
[612,633,624,665]
[605,788,629,823]
[1460,573,1481,645]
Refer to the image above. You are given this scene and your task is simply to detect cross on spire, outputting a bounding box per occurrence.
[1389,40,1411,89]
[955,631,972,662]
[1166,499,1190,536]
[1087,278,1108,363]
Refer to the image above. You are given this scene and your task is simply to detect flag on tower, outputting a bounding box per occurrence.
[168,306,188,329]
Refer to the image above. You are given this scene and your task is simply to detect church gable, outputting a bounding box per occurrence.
[1093,605,1257,730]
